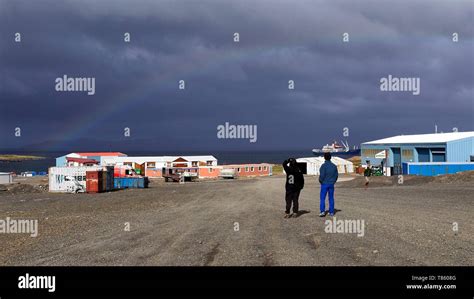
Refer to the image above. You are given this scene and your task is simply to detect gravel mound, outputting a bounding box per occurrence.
[0,183,46,195]
[337,171,474,188]
[431,170,474,184]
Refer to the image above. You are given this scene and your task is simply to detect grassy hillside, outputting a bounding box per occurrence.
[0,155,45,161]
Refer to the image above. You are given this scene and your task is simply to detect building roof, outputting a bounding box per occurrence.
[66,157,99,164]
[102,155,217,164]
[176,156,217,161]
[363,131,474,145]
[222,163,272,167]
[297,157,325,163]
[75,152,127,157]
[297,157,352,165]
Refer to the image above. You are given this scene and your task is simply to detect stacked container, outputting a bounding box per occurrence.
[86,171,102,193]
[49,166,103,193]
[105,167,114,191]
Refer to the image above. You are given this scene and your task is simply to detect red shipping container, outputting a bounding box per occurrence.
[86,179,99,193]
[86,171,101,193]
[86,171,99,180]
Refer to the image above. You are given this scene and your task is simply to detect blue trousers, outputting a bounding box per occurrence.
[320,184,335,214]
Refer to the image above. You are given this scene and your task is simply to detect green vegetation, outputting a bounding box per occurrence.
[0,155,45,161]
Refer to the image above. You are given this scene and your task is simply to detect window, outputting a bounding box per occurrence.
[206,161,213,166]
[245,167,249,172]
[263,166,267,171]
[361,149,384,158]
[237,168,241,172]
[209,168,213,172]
[402,149,413,160]
[258,166,262,171]
[147,162,156,168]
[250,167,254,172]
[192,161,198,167]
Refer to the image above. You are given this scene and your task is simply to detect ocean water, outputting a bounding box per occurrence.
[0,150,315,173]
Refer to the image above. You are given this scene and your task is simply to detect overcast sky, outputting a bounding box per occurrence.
[0,0,473,151]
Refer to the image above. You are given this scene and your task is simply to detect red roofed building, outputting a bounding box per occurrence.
[76,152,127,157]
[66,157,99,167]
[56,152,128,167]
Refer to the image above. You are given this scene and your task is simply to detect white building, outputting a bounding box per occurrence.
[0,172,13,184]
[296,157,354,175]
[331,156,354,173]
[296,157,325,175]
[101,155,218,178]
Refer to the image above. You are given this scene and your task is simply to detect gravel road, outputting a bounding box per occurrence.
[0,175,472,266]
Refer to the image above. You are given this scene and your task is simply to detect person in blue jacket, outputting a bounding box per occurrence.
[318,152,338,217]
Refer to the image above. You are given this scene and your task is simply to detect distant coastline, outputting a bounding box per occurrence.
[0,155,46,162]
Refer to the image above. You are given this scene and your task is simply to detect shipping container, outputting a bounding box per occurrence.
[86,175,99,193]
[86,171,99,180]
[101,171,107,192]
[402,162,474,176]
[86,170,103,193]
[49,166,113,193]
[105,167,114,191]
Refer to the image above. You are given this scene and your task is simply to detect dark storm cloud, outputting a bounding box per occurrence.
[0,0,473,151]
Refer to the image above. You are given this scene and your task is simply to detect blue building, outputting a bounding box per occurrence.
[361,132,474,175]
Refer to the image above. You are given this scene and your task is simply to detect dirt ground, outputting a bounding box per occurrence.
[0,173,472,266]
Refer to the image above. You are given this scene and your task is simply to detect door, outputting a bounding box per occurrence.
[391,148,402,175]
[432,152,446,162]
[417,148,430,162]
[430,148,446,162]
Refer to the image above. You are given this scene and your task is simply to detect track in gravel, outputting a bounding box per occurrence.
[0,176,472,266]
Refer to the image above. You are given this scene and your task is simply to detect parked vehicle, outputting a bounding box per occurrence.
[162,167,198,182]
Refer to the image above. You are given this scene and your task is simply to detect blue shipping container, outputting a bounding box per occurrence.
[403,163,474,176]
[114,177,149,189]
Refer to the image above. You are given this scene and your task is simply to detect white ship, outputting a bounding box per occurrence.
[312,140,360,156]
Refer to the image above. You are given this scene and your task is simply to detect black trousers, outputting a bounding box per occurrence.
[285,189,300,214]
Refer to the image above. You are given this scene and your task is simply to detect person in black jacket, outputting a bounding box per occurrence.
[282,158,304,218]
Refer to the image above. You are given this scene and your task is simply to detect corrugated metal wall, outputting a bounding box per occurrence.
[361,144,451,167]
[446,137,474,162]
